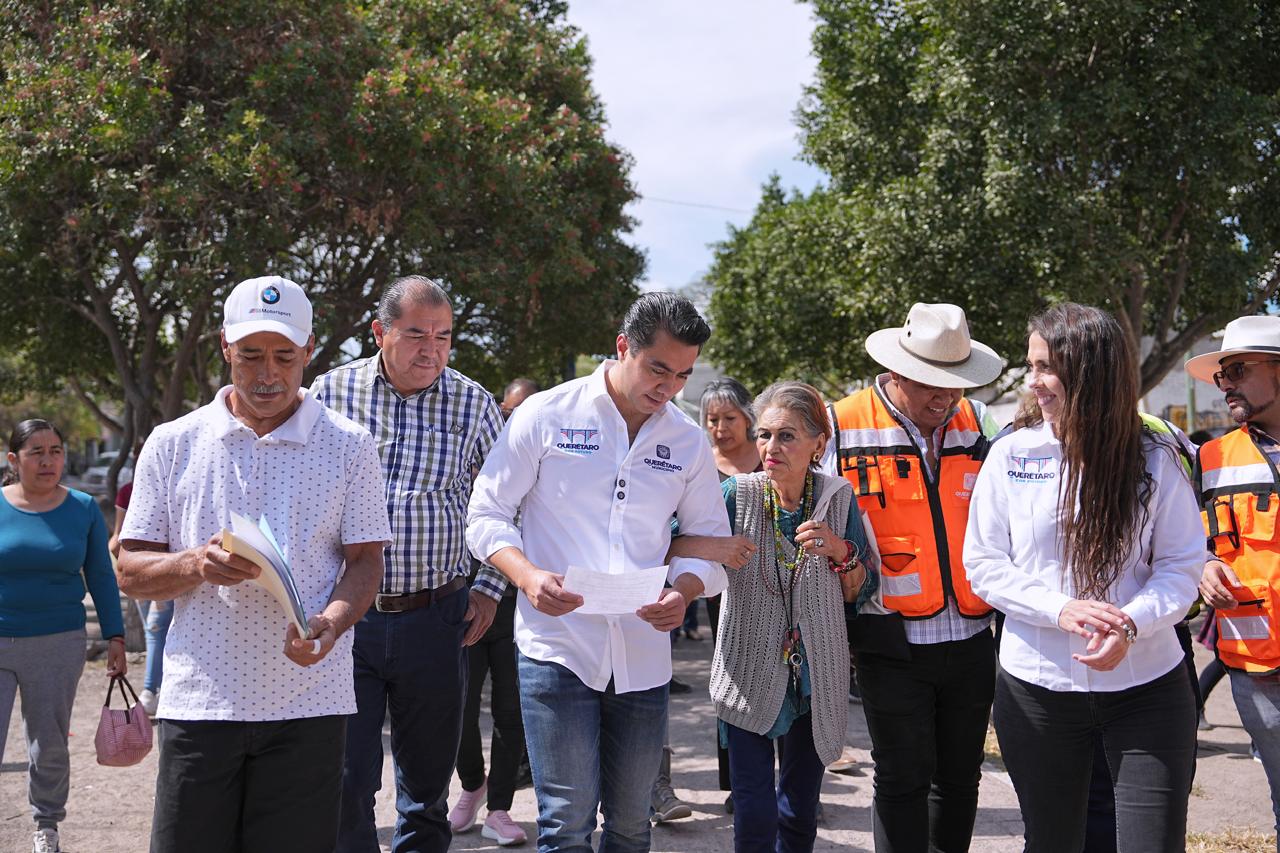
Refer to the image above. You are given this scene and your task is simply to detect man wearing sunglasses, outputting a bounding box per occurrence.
[1186,314,1280,842]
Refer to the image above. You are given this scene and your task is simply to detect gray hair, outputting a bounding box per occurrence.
[376,275,452,327]
[753,381,830,457]
[698,378,756,441]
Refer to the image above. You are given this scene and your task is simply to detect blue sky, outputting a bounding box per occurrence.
[564,2,826,293]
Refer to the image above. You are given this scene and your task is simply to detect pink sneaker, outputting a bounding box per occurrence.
[482,810,528,846]
[448,780,487,833]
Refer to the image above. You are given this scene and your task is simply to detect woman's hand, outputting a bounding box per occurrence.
[667,534,757,569]
[794,520,844,561]
[1072,628,1130,671]
[106,638,127,678]
[1057,599,1131,640]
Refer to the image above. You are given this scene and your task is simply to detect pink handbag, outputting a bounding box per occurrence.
[94,675,152,767]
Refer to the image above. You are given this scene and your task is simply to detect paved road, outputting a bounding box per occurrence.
[0,623,1271,852]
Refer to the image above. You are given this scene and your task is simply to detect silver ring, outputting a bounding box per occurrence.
[814,537,825,548]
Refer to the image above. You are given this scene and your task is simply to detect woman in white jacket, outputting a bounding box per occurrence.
[963,303,1203,853]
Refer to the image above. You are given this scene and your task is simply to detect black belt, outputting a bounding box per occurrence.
[374,576,467,613]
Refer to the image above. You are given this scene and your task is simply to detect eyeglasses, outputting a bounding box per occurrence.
[1213,359,1280,390]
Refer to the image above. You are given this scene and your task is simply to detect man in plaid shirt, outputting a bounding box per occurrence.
[312,275,504,853]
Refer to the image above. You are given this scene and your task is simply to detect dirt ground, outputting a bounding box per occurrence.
[1,621,1273,852]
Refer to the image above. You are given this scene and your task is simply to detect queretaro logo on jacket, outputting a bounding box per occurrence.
[556,427,600,456]
[1007,455,1056,483]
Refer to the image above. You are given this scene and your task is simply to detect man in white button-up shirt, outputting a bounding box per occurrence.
[467,292,729,852]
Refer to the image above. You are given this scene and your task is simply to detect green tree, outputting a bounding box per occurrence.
[0,0,642,491]
[709,0,1280,396]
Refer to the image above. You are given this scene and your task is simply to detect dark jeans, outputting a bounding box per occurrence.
[706,593,733,791]
[337,586,470,853]
[1198,657,1227,711]
[994,663,1196,853]
[457,594,524,811]
[725,713,825,853]
[856,628,995,853]
[150,715,347,853]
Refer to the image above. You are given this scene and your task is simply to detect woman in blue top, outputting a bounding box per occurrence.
[708,382,877,853]
[1,419,126,853]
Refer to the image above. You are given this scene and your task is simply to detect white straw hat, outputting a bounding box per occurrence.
[1185,315,1280,384]
[864,303,1004,389]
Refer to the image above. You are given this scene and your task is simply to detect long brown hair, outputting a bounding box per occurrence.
[1018,304,1151,600]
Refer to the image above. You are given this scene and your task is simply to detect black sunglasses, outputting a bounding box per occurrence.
[1213,359,1280,390]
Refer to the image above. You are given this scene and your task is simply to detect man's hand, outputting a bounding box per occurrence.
[463,590,499,646]
[669,534,757,569]
[637,573,705,632]
[520,568,584,617]
[198,532,261,586]
[1072,628,1130,671]
[1199,559,1243,610]
[284,614,337,667]
[1057,599,1130,639]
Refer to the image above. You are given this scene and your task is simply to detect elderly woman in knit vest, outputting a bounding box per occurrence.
[710,381,877,853]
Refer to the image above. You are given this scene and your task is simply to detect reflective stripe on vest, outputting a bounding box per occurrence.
[831,386,991,619]
[1197,427,1280,674]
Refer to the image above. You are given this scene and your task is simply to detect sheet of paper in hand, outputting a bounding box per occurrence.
[220,512,312,639]
[562,564,669,615]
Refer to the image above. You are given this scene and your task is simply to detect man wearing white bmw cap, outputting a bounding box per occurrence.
[1185,315,1280,842]
[117,276,392,853]
[822,303,1003,852]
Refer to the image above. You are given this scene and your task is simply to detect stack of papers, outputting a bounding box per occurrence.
[220,512,311,639]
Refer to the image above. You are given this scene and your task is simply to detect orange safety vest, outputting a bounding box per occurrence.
[831,386,992,619]
[1196,427,1280,674]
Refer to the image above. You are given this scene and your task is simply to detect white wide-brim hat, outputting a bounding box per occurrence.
[865,303,1004,389]
[1185,315,1280,384]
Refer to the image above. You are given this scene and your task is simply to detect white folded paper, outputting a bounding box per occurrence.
[562,564,669,615]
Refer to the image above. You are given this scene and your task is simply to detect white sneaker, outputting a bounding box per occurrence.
[32,828,60,853]
[481,810,528,846]
[139,689,158,715]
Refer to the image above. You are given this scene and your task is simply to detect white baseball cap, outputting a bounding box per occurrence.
[222,276,312,347]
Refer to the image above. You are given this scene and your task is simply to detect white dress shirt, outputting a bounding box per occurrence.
[122,388,392,720]
[963,421,1203,692]
[466,361,729,693]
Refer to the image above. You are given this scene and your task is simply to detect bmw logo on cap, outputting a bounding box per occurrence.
[261,285,281,305]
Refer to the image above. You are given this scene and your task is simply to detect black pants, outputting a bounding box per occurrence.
[994,663,1196,853]
[457,594,524,811]
[150,715,347,853]
[856,629,996,853]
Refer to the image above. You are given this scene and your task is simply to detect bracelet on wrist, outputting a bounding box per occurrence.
[828,540,860,574]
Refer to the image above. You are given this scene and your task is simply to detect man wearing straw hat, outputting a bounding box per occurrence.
[822,303,1003,853]
[1186,315,1280,842]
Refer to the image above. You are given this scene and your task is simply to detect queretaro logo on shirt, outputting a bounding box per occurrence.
[556,427,600,455]
[1007,455,1056,483]
[644,444,683,473]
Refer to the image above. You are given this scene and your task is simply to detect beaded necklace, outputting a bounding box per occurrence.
[763,471,814,684]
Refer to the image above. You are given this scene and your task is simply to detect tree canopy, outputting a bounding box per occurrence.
[708,0,1280,398]
[0,0,642,477]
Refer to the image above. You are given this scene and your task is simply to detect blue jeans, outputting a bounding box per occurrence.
[724,714,825,853]
[517,653,668,853]
[336,587,469,853]
[1230,669,1280,842]
[135,599,173,693]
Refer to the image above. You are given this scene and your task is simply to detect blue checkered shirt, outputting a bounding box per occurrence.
[311,356,506,600]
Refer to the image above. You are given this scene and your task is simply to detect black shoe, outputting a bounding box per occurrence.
[848,680,862,704]
[724,793,734,815]
[669,678,692,695]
